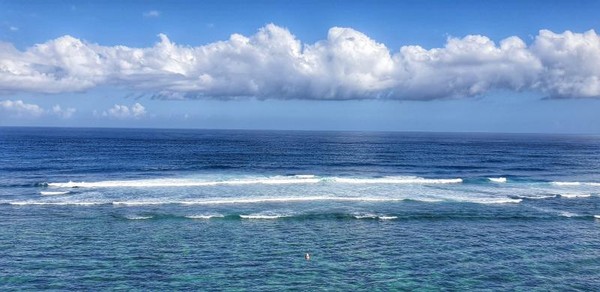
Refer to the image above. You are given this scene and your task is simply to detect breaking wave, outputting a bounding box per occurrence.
[240,214,290,219]
[185,214,225,219]
[551,181,600,186]
[40,191,70,196]
[488,177,507,183]
[46,175,463,189]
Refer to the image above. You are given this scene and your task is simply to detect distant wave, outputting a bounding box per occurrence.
[125,215,153,220]
[559,211,580,218]
[559,193,592,199]
[185,214,225,219]
[40,191,69,196]
[513,194,558,200]
[240,214,290,219]
[488,177,507,183]
[47,175,463,188]
[594,215,600,219]
[6,195,525,207]
[113,196,410,206]
[552,181,600,186]
[8,201,102,206]
[327,176,462,184]
[353,214,398,220]
[450,197,522,204]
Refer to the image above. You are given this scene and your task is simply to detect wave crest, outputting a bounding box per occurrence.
[47,175,463,189]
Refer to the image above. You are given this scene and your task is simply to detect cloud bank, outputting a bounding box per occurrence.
[1,24,599,100]
[0,99,75,118]
[98,103,146,119]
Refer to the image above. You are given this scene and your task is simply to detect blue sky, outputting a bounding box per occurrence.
[1,0,600,133]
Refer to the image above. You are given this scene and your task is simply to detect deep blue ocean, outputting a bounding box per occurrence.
[1,127,600,290]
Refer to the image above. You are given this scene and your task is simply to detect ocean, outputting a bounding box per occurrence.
[1,127,599,290]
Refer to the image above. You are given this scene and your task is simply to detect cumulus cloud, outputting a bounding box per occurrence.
[0,99,77,119]
[0,24,599,99]
[101,103,146,119]
[0,100,44,117]
[52,104,76,118]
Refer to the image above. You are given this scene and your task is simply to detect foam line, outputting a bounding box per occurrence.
[40,191,69,196]
[8,194,522,206]
[560,193,592,199]
[9,201,103,206]
[47,175,463,188]
[240,214,288,219]
[186,214,225,219]
[552,181,600,186]
[125,215,153,220]
[488,177,507,183]
[329,177,463,184]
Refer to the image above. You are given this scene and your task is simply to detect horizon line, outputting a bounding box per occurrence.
[1,125,597,136]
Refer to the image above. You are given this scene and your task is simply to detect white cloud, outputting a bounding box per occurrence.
[0,99,78,119]
[143,10,160,18]
[0,25,599,99]
[52,104,76,118]
[0,100,44,117]
[9,26,18,32]
[101,103,146,119]
[531,30,600,98]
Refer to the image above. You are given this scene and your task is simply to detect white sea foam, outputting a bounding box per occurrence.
[153,196,410,206]
[240,214,288,219]
[457,197,522,204]
[9,201,102,206]
[353,213,379,219]
[488,177,507,183]
[594,215,600,219]
[112,201,169,206]
[330,176,462,184]
[125,215,153,220]
[515,194,557,200]
[186,214,224,219]
[40,191,69,196]
[47,175,463,188]
[48,176,321,188]
[552,181,600,186]
[559,211,579,218]
[353,214,398,220]
[9,194,520,207]
[560,193,592,199]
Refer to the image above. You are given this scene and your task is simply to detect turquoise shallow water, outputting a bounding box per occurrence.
[1,128,600,290]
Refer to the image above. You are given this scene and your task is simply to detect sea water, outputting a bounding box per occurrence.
[1,127,599,290]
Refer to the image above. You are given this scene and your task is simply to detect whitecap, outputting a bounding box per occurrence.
[488,177,507,183]
[240,214,288,219]
[47,175,463,189]
[457,197,522,204]
[331,176,462,184]
[48,175,322,188]
[186,214,224,219]
[514,194,557,200]
[560,193,592,199]
[559,211,578,218]
[9,201,102,206]
[125,215,153,220]
[353,213,378,219]
[552,181,600,186]
[40,191,69,196]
